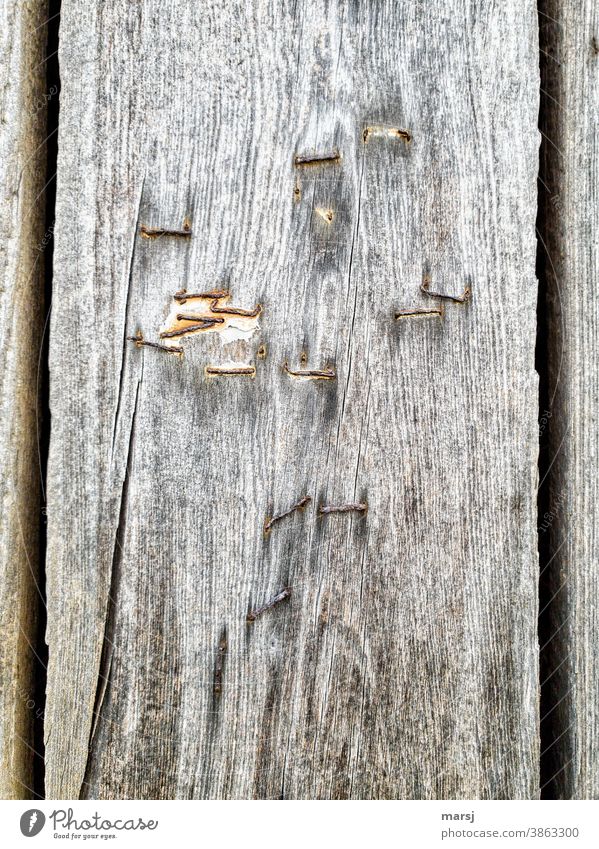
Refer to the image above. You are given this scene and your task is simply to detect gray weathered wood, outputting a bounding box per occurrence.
[46,0,541,799]
[0,0,48,800]
[538,0,599,799]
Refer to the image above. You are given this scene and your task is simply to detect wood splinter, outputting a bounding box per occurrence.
[140,217,192,239]
[319,502,368,516]
[283,361,336,380]
[420,276,471,304]
[205,365,256,377]
[247,588,291,623]
[127,330,183,355]
[264,495,311,535]
[395,305,444,320]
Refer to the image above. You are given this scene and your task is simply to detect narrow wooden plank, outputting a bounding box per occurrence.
[0,0,48,800]
[538,0,599,799]
[46,0,541,799]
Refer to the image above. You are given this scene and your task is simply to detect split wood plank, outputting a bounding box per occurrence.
[538,0,599,799]
[0,0,48,800]
[46,0,541,799]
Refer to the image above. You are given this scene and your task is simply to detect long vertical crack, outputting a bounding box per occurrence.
[536,1,573,800]
[33,0,61,799]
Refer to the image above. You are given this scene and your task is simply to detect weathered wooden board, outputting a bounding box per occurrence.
[0,0,48,800]
[46,0,541,799]
[538,0,599,799]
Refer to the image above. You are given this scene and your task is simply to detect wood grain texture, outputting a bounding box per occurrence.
[0,0,48,800]
[538,0,599,799]
[46,0,541,799]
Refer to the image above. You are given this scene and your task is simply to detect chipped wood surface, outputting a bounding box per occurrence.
[0,0,47,800]
[46,0,541,799]
[538,0,599,799]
